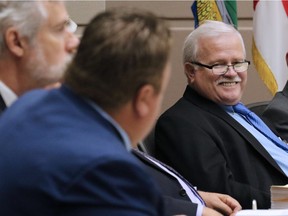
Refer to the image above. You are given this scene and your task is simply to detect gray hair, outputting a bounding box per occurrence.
[183,20,246,63]
[0,1,50,55]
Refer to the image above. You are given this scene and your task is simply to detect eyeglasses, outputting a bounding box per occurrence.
[190,60,250,75]
[66,19,78,33]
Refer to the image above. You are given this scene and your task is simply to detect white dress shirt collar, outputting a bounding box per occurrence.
[0,81,17,107]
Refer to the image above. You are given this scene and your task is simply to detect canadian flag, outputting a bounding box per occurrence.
[252,0,288,94]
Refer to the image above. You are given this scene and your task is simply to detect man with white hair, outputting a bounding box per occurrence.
[0,1,79,112]
[155,20,288,209]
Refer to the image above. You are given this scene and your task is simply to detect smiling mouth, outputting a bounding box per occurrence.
[219,81,240,86]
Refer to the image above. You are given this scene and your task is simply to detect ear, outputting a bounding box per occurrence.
[5,27,25,57]
[133,84,156,118]
[184,62,196,82]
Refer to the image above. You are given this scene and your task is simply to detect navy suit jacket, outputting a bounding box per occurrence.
[262,81,288,142]
[132,149,198,216]
[0,86,164,216]
[155,85,288,209]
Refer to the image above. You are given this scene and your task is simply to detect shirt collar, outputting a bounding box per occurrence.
[85,99,132,151]
[0,81,17,107]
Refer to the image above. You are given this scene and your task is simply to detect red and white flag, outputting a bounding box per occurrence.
[252,0,288,94]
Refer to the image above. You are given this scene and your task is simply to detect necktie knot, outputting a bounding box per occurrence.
[233,103,251,116]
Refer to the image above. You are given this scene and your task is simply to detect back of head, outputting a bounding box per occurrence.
[64,8,171,111]
[182,20,245,63]
[0,1,51,56]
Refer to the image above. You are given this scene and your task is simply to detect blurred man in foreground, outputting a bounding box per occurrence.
[0,8,171,215]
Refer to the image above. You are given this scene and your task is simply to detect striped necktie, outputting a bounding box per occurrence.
[233,103,288,153]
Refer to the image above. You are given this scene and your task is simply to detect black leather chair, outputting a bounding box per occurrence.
[246,101,270,116]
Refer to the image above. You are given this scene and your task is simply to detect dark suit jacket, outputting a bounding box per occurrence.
[0,86,164,216]
[262,81,288,142]
[132,149,198,216]
[0,94,6,113]
[155,85,288,209]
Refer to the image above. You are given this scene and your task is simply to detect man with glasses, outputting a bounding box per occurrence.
[0,1,79,113]
[154,20,288,210]
[190,60,250,76]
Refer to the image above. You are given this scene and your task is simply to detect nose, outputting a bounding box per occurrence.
[224,65,238,76]
[66,32,80,54]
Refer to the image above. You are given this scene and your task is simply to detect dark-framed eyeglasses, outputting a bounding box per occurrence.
[190,60,250,75]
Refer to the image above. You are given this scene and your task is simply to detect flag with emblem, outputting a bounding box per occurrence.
[252,0,288,94]
[191,0,237,28]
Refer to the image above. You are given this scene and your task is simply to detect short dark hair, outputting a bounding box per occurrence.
[64,8,171,110]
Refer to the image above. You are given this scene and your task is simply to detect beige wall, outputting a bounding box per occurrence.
[66,1,273,114]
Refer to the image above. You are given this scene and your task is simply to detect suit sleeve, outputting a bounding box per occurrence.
[163,196,199,216]
[58,156,164,216]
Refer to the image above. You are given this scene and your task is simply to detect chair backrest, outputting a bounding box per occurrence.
[246,101,270,116]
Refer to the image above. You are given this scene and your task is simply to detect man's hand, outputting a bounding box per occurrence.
[199,191,242,216]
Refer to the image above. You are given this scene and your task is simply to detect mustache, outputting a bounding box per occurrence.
[216,77,242,85]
